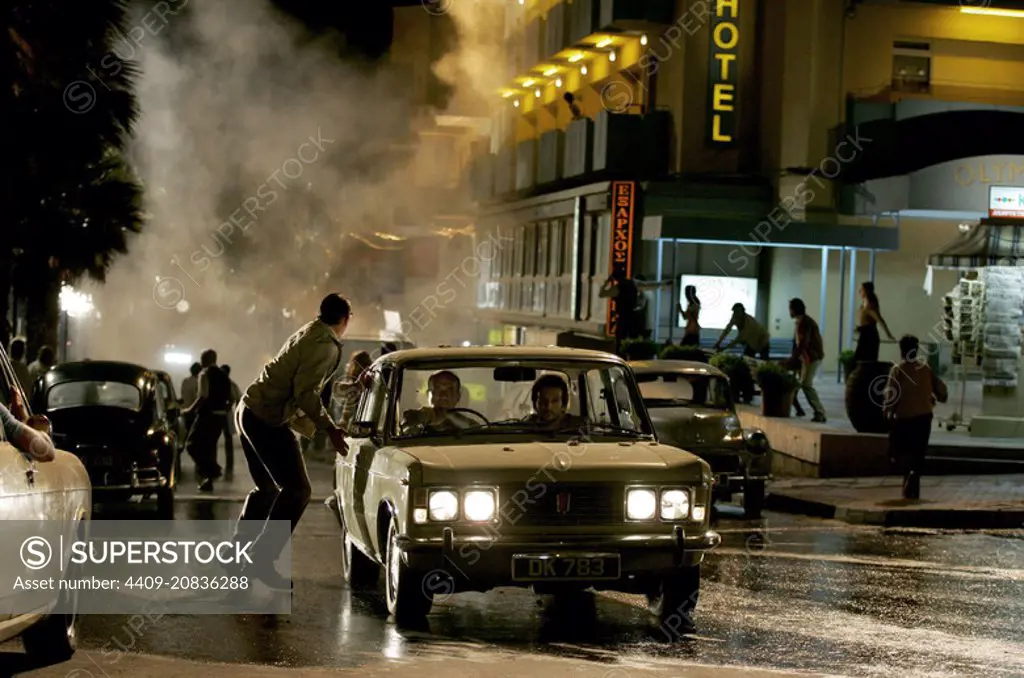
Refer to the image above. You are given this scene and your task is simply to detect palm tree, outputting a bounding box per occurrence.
[1,0,143,354]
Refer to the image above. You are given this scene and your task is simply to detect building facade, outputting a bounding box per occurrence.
[466,0,1024,368]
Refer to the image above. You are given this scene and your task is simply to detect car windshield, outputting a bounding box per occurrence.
[46,380,142,411]
[635,373,732,410]
[390,359,652,440]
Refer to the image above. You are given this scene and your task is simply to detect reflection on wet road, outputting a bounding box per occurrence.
[8,497,1024,677]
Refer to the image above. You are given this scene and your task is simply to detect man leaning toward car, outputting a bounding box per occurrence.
[229,293,351,590]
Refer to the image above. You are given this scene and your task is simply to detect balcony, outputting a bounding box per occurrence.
[563,117,594,179]
[593,108,672,177]
[537,130,565,185]
[598,0,675,31]
[515,139,537,191]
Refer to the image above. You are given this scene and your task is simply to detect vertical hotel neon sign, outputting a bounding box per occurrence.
[707,0,739,147]
[607,181,637,337]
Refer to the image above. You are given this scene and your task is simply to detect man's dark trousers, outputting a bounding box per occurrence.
[187,413,225,480]
[234,405,312,566]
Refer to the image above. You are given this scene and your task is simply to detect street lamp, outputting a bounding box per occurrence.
[58,284,94,362]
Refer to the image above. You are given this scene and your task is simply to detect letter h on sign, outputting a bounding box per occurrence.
[706,0,740,147]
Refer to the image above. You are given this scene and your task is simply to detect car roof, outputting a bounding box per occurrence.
[42,360,155,385]
[378,345,624,366]
[628,360,727,379]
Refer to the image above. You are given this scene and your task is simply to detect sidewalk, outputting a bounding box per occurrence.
[767,474,1024,529]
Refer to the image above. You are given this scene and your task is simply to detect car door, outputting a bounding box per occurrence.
[341,366,388,549]
[0,350,52,622]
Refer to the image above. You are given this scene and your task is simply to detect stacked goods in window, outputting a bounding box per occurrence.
[980,267,1024,387]
[943,278,984,366]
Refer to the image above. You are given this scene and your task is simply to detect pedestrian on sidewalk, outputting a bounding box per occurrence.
[182,349,232,491]
[27,346,55,397]
[789,298,827,422]
[883,334,948,500]
[677,286,701,346]
[854,282,896,362]
[230,293,351,589]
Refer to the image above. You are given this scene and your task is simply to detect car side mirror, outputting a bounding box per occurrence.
[350,421,377,439]
[27,414,52,437]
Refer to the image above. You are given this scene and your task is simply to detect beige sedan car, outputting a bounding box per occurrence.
[327,346,721,630]
[0,346,91,663]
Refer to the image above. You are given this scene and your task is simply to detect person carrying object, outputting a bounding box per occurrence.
[228,293,351,590]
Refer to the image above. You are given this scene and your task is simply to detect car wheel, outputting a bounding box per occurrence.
[157,486,175,519]
[22,547,81,661]
[742,480,766,519]
[384,519,432,621]
[340,514,379,590]
[646,564,700,634]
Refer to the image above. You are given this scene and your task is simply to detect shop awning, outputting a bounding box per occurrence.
[927,223,1024,270]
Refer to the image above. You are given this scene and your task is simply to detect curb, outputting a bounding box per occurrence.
[765,492,1024,529]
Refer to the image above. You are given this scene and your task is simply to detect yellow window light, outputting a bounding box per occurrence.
[543,67,558,76]
[523,78,535,87]
[961,6,1024,17]
[568,53,584,63]
[513,99,520,107]
[581,64,588,75]
[641,34,648,46]
[535,88,541,97]
[596,38,613,48]
[609,50,616,62]
[555,77,563,88]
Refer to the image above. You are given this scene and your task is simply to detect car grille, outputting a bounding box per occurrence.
[497,483,620,527]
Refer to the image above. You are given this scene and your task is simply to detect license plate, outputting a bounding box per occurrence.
[511,553,620,581]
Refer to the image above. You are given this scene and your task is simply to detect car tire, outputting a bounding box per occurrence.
[384,519,432,621]
[646,564,700,634]
[157,486,175,519]
[340,515,379,590]
[22,544,81,661]
[743,480,766,519]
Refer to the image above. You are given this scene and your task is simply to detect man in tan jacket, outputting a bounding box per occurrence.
[883,334,948,500]
[230,293,351,589]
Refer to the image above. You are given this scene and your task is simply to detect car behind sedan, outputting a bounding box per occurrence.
[631,360,772,518]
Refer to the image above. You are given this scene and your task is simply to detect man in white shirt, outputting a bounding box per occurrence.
[27,346,55,396]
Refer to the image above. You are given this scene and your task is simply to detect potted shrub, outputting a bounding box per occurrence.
[755,361,801,417]
[839,349,856,382]
[659,344,708,362]
[619,338,659,361]
[710,353,754,404]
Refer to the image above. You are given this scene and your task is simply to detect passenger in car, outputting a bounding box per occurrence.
[522,374,585,430]
[1,395,55,461]
[401,370,477,432]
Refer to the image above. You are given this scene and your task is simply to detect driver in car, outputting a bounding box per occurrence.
[401,370,478,433]
[522,375,585,430]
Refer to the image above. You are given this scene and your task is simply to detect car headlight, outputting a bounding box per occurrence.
[746,430,770,453]
[626,488,657,520]
[463,489,496,522]
[428,490,459,521]
[660,489,690,520]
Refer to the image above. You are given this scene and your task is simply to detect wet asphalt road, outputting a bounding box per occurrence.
[5,465,1024,678]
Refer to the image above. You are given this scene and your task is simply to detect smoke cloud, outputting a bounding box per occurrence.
[74,0,497,384]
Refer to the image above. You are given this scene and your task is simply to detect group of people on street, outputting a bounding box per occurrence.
[8,338,56,397]
[179,353,242,492]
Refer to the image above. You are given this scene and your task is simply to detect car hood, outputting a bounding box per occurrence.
[646,407,744,449]
[398,439,707,485]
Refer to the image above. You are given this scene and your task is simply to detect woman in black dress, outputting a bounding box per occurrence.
[854,282,896,361]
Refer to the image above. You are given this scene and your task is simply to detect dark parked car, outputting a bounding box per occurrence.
[630,360,772,518]
[32,361,179,517]
[154,369,187,477]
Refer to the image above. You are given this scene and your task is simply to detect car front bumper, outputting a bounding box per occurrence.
[395,526,722,592]
[89,468,168,497]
